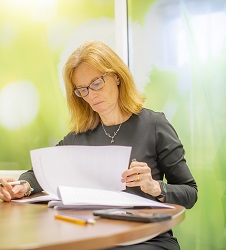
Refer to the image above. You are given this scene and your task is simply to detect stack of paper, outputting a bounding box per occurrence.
[31,145,132,194]
[14,145,173,209]
[51,186,174,209]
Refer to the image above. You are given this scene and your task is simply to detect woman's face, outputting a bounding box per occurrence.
[72,62,120,116]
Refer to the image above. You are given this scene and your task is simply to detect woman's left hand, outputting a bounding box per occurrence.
[121,160,161,197]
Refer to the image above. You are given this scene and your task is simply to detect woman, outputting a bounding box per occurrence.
[0,41,197,249]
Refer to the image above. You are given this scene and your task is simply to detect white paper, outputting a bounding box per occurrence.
[58,186,174,209]
[12,194,58,203]
[30,145,132,197]
[48,200,131,210]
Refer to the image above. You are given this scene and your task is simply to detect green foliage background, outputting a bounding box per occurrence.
[0,0,225,249]
[0,0,114,170]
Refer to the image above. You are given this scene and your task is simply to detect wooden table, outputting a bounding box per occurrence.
[0,201,185,250]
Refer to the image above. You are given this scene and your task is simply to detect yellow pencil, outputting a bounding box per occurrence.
[54,214,96,226]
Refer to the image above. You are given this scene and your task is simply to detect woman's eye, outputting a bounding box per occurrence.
[80,88,87,93]
[92,80,101,88]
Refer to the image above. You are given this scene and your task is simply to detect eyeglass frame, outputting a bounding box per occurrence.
[74,73,107,97]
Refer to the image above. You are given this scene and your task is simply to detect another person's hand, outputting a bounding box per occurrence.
[0,177,30,202]
[121,160,162,198]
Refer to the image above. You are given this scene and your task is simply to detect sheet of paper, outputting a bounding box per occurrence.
[58,186,174,209]
[48,200,131,210]
[30,145,132,197]
[12,194,58,203]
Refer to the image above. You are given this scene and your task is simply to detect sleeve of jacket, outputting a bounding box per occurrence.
[18,170,43,194]
[155,113,198,209]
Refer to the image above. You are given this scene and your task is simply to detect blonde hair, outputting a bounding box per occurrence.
[63,40,145,133]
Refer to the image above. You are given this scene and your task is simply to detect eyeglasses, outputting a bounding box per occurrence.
[74,73,107,97]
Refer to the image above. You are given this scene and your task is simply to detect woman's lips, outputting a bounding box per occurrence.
[92,101,103,106]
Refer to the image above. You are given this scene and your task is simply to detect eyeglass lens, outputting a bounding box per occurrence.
[74,74,106,97]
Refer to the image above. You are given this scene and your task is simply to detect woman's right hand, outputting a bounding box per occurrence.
[0,177,29,201]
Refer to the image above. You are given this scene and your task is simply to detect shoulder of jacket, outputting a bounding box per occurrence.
[140,108,165,120]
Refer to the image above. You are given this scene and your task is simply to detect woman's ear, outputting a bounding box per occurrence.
[116,75,120,85]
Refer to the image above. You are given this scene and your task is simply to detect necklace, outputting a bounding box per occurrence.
[101,122,122,143]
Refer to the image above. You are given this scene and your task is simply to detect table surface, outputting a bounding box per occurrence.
[0,200,185,250]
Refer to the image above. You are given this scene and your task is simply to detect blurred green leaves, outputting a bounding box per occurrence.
[0,0,114,170]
